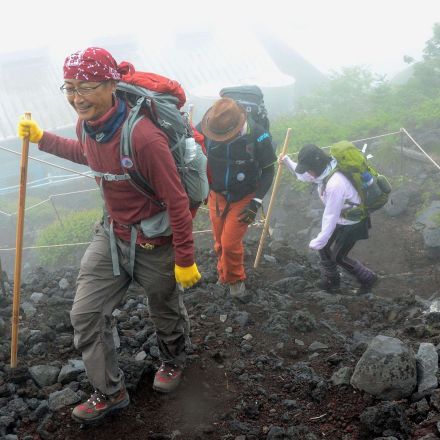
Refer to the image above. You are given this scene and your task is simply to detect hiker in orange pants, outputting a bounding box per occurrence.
[201,98,276,300]
[209,192,254,284]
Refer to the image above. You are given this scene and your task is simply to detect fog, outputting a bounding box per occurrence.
[2,0,438,76]
[0,0,437,188]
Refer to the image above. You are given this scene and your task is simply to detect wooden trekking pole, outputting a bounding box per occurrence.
[254,127,292,269]
[188,103,194,124]
[10,112,31,368]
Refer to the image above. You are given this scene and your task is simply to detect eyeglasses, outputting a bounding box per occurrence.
[59,82,106,97]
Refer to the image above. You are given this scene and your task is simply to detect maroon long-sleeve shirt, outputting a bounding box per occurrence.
[38,106,194,267]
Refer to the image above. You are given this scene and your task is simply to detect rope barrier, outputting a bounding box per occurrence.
[288,128,439,173]
[0,188,99,217]
[400,127,440,171]
[317,130,401,151]
[0,144,94,179]
[0,228,215,252]
[0,223,274,252]
[2,127,437,176]
[49,188,98,198]
[350,130,402,144]
[0,127,437,255]
[0,242,91,252]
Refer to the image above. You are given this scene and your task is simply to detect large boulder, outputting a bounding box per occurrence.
[350,335,417,400]
[415,201,440,258]
[416,342,438,393]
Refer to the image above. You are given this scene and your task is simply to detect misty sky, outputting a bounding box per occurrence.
[2,0,439,77]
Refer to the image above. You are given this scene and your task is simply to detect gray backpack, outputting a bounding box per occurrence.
[116,77,209,211]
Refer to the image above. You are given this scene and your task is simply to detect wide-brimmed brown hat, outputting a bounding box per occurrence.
[201,97,247,142]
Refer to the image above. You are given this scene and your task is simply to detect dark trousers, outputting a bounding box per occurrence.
[318,218,376,286]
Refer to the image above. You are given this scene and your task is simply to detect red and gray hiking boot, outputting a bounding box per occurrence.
[153,363,183,393]
[71,385,129,424]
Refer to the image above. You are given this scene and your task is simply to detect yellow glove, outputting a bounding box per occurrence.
[17,117,44,143]
[175,262,201,288]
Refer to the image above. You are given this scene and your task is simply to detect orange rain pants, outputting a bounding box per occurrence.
[208,191,254,284]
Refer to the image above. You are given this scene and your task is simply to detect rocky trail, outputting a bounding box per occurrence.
[0,145,440,440]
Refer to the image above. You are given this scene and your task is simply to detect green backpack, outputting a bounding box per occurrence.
[328,140,392,221]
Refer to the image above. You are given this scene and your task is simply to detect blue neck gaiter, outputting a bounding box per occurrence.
[84,98,127,143]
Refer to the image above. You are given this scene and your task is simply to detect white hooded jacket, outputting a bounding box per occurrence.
[282,155,361,250]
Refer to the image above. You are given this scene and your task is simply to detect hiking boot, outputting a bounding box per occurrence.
[71,385,129,424]
[153,363,183,393]
[229,281,251,302]
[358,273,379,295]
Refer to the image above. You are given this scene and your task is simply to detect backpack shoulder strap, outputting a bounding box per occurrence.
[120,106,165,208]
[322,167,338,190]
[81,122,87,145]
[326,166,368,214]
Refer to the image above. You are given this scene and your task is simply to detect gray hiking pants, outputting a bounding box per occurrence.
[70,226,189,395]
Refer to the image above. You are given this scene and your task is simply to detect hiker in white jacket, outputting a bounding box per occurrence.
[280,144,378,293]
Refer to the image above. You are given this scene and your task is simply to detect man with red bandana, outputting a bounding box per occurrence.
[18,47,201,424]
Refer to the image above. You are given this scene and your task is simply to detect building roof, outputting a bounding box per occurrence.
[0,29,298,141]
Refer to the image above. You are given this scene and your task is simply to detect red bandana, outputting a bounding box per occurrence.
[63,47,134,81]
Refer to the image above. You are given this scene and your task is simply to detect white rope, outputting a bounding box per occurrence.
[0,221,271,251]
[0,127,437,255]
[0,234,217,251]
[0,228,215,252]
[401,127,440,171]
[291,128,439,173]
[193,228,212,235]
[49,188,98,198]
[0,242,92,251]
[350,131,402,144]
[22,199,48,212]
[0,188,99,217]
[0,144,94,179]
[320,130,401,150]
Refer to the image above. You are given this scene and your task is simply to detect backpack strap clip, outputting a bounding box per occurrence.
[94,172,131,182]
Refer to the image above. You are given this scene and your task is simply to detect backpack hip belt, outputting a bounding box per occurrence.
[92,168,171,277]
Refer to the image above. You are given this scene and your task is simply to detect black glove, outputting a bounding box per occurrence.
[238,199,261,224]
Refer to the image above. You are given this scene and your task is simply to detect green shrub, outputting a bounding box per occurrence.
[431,212,440,226]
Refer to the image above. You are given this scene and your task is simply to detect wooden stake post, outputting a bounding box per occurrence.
[254,128,292,268]
[10,112,31,368]
[0,258,6,296]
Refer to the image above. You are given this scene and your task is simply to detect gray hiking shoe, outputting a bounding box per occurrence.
[229,281,251,302]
